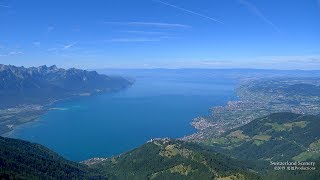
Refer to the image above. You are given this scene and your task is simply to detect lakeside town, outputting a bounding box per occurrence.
[182,78,320,141]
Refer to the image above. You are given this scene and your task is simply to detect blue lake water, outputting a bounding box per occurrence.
[9,69,238,161]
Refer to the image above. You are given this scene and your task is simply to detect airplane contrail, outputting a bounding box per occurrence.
[238,0,280,33]
[152,0,223,24]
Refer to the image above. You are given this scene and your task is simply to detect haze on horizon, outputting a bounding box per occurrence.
[0,0,319,70]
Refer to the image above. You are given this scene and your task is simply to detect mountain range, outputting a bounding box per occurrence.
[0,64,132,108]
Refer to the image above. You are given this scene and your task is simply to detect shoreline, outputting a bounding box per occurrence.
[2,113,46,137]
[181,78,320,142]
[0,87,132,136]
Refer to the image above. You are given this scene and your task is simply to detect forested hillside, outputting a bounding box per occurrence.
[0,136,89,179]
[85,139,260,179]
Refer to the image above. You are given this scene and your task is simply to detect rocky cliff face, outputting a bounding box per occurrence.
[0,64,132,108]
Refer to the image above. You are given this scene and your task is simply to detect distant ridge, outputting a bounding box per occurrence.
[0,64,132,108]
[97,67,320,72]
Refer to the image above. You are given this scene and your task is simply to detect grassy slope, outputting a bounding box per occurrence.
[204,112,320,179]
[89,139,260,180]
[207,113,320,161]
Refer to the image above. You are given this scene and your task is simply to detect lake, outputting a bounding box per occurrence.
[8,69,238,161]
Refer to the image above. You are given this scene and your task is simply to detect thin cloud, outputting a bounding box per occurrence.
[72,28,81,32]
[257,55,320,64]
[121,30,167,35]
[106,38,161,43]
[227,55,320,70]
[0,51,23,56]
[151,55,320,69]
[47,26,55,32]
[47,48,58,52]
[199,60,233,66]
[8,51,23,55]
[105,35,176,43]
[33,42,41,47]
[0,4,9,8]
[152,0,223,24]
[104,21,191,28]
[47,42,77,52]
[238,0,280,32]
[63,43,76,50]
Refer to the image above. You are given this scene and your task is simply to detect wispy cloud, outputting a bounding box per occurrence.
[104,21,191,28]
[33,42,41,47]
[152,0,223,24]
[226,55,320,70]
[0,44,24,57]
[0,4,9,8]
[103,59,234,69]
[121,30,167,35]
[238,0,280,32]
[47,26,55,32]
[8,51,23,55]
[63,43,76,50]
[72,28,81,32]
[135,55,320,69]
[0,51,23,57]
[106,38,161,43]
[47,42,77,52]
[256,55,320,64]
[47,48,58,52]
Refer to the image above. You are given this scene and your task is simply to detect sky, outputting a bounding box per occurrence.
[0,0,319,70]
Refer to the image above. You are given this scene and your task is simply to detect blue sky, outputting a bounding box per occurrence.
[0,0,319,69]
